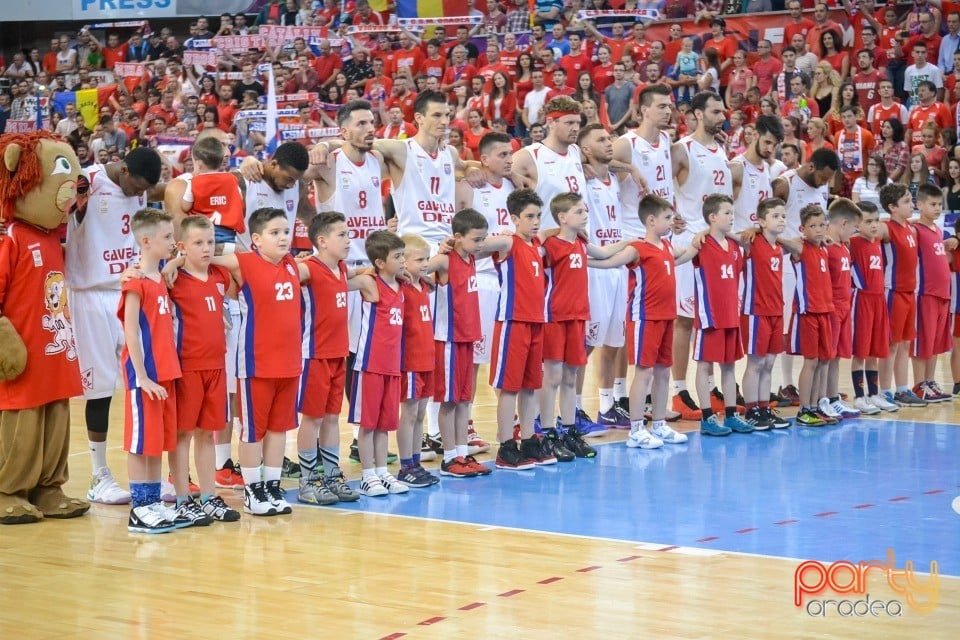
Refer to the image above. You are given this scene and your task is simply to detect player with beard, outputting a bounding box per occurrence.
[731,116,784,233]
[670,91,733,421]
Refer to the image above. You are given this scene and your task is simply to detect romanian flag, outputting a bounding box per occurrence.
[396,0,469,19]
[51,85,119,130]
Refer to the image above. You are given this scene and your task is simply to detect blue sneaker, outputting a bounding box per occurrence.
[724,413,755,434]
[597,408,630,429]
[533,416,544,435]
[576,408,608,437]
[700,414,732,436]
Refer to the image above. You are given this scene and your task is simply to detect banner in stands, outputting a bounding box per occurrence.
[71,1,268,20]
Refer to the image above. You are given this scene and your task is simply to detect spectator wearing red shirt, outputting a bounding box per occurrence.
[702,18,740,86]
[912,121,948,182]
[482,0,508,32]
[546,68,575,101]
[902,12,943,66]
[858,25,889,74]
[42,38,59,76]
[395,32,425,78]
[907,81,952,146]
[313,39,343,86]
[852,49,886,112]
[372,36,398,78]
[783,0,816,42]
[441,46,478,93]
[377,106,418,139]
[214,84,238,132]
[286,54,321,93]
[832,104,876,185]
[98,32,131,70]
[420,39,447,81]
[559,33,592,88]
[663,24,685,66]
[485,72,517,127]
[591,45,616,94]
[819,29,850,80]
[806,3,844,55]
[584,20,630,63]
[753,40,783,97]
[386,76,417,123]
[477,43,510,90]
[661,0,695,19]
[146,90,177,126]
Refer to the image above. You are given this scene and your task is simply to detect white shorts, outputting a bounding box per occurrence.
[474,271,501,364]
[71,288,123,400]
[587,267,626,348]
[346,260,370,353]
[673,231,695,319]
[225,297,241,386]
[782,262,797,332]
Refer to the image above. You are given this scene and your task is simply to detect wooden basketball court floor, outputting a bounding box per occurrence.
[2,360,959,639]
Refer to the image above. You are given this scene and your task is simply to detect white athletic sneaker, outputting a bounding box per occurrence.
[817,398,842,419]
[853,396,881,415]
[359,475,388,497]
[378,473,410,494]
[869,394,899,412]
[831,399,861,419]
[87,468,132,505]
[243,481,278,516]
[650,422,688,444]
[625,429,664,449]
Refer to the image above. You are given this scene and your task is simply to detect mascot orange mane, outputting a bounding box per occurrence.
[0,129,89,524]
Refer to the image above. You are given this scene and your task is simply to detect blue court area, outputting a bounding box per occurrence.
[311,420,960,576]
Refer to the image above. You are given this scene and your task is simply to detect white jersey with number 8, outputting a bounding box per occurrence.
[318,149,385,263]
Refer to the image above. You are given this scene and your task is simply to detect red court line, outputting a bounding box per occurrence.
[459,602,485,611]
[577,565,602,572]
[418,617,445,626]
[617,555,642,562]
[774,519,799,525]
[697,536,719,542]
[538,577,563,584]
[889,496,910,502]
[380,634,406,640]
[853,503,875,509]
[814,511,838,518]
[736,528,757,534]
[658,545,680,552]
[498,589,525,598]
[923,489,944,495]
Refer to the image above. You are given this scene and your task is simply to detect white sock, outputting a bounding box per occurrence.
[673,380,687,395]
[599,388,614,412]
[426,400,440,437]
[352,425,360,440]
[613,378,627,400]
[443,449,457,463]
[375,466,388,478]
[215,443,231,469]
[89,441,108,474]
[780,355,794,387]
[262,466,281,482]
[456,444,468,458]
[576,394,583,410]
[651,419,666,430]
[241,466,261,485]
[706,375,715,389]
[362,467,376,480]
[630,419,644,434]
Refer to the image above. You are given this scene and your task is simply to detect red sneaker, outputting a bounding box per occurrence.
[215,460,244,489]
[439,456,479,478]
[464,455,492,475]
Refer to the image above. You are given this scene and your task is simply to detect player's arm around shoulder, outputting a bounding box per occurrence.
[674,242,700,265]
[588,243,638,269]
[373,138,408,173]
[611,136,633,184]
[671,139,689,183]
[354,273,380,302]
[586,238,633,260]
[210,253,244,285]
[777,236,804,260]
[479,233,515,260]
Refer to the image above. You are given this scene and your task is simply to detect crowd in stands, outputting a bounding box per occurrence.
[2,0,960,205]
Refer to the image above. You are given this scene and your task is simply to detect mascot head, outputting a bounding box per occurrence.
[0,130,82,229]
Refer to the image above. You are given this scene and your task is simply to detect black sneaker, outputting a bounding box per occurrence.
[265,479,293,514]
[735,384,746,407]
[495,439,536,470]
[174,497,214,527]
[744,406,772,431]
[520,435,557,466]
[762,407,791,429]
[425,433,444,454]
[561,426,597,458]
[617,396,630,413]
[543,429,575,462]
[349,438,360,462]
[398,467,435,488]
[200,495,241,522]
[281,457,301,478]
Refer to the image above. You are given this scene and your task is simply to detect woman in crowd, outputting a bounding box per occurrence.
[851,154,890,209]
[879,118,909,182]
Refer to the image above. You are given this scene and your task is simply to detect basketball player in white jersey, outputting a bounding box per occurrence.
[771,148,839,404]
[66,147,165,505]
[578,124,630,432]
[731,116,782,233]
[455,131,516,454]
[670,91,733,421]
[614,84,675,239]
[512,97,588,233]
[236,142,313,250]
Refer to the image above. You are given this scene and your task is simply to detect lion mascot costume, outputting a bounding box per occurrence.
[0,130,89,524]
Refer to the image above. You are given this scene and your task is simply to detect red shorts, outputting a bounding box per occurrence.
[297,357,346,417]
[888,290,917,342]
[830,304,852,359]
[434,341,475,403]
[953,312,960,338]
[543,319,588,366]
[913,295,951,359]
[402,370,435,401]
[124,380,177,456]
[852,291,890,359]
[789,312,835,360]
[176,369,227,431]
[490,320,544,392]
[348,371,400,431]
[626,318,674,368]
[237,376,299,443]
[693,326,743,364]
[740,314,784,357]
